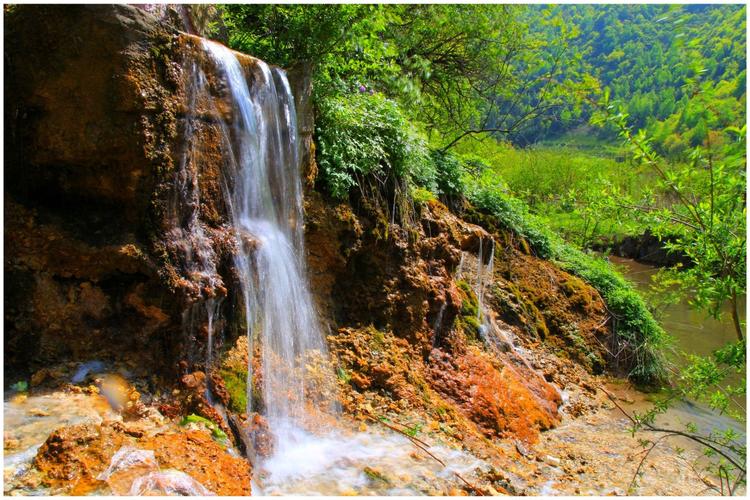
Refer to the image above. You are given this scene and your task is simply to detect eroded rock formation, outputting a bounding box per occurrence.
[5,4,618,493]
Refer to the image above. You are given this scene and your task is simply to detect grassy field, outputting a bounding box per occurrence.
[455,134,648,247]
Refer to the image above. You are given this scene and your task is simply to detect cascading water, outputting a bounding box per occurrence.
[469,238,519,354]
[200,40,337,445]
[474,237,494,329]
[176,39,491,495]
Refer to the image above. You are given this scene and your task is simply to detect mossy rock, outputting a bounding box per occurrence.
[219,368,248,414]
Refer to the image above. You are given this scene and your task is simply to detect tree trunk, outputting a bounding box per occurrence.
[731,290,744,342]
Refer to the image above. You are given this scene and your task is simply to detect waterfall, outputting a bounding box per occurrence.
[178,39,488,495]
[471,239,519,353]
[475,237,495,332]
[171,57,225,372]
[198,41,336,454]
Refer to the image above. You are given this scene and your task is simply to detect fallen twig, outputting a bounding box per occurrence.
[363,411,487,495]
[628,433,672,492]
[363,413,445,466]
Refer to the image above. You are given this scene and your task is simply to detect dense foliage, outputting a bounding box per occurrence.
[593,95,746,342]
[517,4,746,158]
[222,4,582,151]
[315,92,430,200]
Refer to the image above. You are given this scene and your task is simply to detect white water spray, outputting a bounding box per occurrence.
[475,237,495,332]
[200,40,337,460]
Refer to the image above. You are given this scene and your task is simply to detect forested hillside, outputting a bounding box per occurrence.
[518,4,746,157]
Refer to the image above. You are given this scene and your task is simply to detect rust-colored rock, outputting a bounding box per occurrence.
[33,421,251,495]
[427,346,560,444]
[177,371,233,438]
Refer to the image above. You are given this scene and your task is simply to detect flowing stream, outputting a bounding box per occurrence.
[608,256,745,430]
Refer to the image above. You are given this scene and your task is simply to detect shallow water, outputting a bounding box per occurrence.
[3,391,116,494]
[610,256,746,412]
[609,256,745,363]
[254,421,491,495]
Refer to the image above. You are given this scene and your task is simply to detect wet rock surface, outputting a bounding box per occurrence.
[3,5,250,379]
[4,386,250,496]
[33,420,251,495]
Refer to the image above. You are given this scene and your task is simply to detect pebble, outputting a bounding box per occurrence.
[4,437,20,450]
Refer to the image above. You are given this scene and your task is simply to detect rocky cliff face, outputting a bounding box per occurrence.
[6,5,178,375]
[304,193,611,445]
[5,3,614,474]
[5,5,255,379]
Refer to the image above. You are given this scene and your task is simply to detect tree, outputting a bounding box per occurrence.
[593,92,746,341]
[220,4,589,152]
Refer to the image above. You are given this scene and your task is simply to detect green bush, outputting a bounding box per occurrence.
[430,150,466,198]
[410,186,436,204]
[469,183,554,259]
[315,92,433,200]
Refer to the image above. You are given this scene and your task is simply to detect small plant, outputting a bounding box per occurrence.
[336,366,352,384]
[10,380,28,392]
[411,186,436,204]
[180,414,228,441]
[404,422,423,437]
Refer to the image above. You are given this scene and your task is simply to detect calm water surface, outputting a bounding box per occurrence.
[610,255,746,417]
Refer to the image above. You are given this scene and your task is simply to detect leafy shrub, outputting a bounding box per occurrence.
[411,186,436,204]
[430,150,465,198]
[469,181,554,259]
[315,92,433,200]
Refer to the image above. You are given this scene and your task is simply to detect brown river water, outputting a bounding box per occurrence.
[609,256,746,412]
[609,256,745,362]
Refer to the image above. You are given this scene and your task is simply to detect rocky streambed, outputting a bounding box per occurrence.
[5,354,743,496]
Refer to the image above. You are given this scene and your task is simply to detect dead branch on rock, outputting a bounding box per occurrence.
[363,412,487,495]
